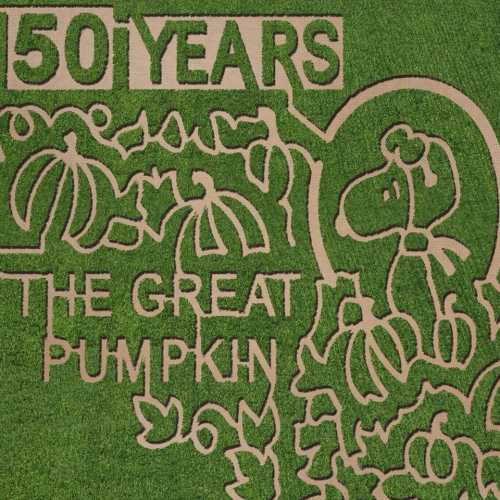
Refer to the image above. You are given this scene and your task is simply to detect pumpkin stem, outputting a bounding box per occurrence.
[192,171,215,196]
[64,132,78,152]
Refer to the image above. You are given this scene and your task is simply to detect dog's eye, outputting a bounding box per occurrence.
[393,180,401,199]
[383,180,401,203]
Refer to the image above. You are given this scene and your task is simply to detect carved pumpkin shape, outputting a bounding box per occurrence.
[339,296,416,405]
[406,413,458,484]
[432,293,476,369]
[11,132,140,252]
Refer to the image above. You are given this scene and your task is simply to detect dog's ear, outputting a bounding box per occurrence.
[412,139,457,229]
[381,125,460,230]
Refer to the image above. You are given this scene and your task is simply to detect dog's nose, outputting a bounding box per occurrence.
[334,211,350,238]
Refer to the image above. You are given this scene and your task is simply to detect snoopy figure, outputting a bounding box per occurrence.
[334,123,476,369]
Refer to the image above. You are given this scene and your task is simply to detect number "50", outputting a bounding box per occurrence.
[14,13,109,85]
